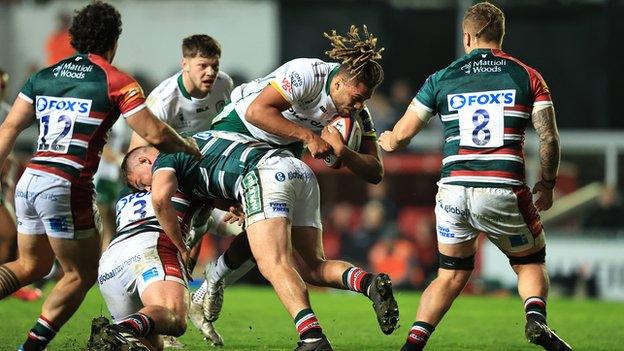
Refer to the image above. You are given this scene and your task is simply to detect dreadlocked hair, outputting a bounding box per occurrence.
[324,25,384,89]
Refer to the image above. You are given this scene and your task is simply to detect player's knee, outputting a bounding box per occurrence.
[19,259,53,281]
[508,247,546,267]
[170,315,187,337]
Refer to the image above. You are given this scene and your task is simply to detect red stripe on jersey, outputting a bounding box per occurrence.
[459,147,523,157]
[89,111,108,120]
[492,50,552,104]
[157,233,183,279]
[27,164,75,182]
[73,132,91,143]
[504,127,524,134]
[33,152,83,164]
[451,170,524,180]
[513,185,543,238]
[505,104,532,113]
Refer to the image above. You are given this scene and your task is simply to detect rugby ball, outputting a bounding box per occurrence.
[324,116,362,169]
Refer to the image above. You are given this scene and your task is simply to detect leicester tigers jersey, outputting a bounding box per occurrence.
[146,71,233,133]
[414,48,553,188]
[19,54,146,190]
[112,189,200,242]
[152,130,289,202]
[212,58,377,156]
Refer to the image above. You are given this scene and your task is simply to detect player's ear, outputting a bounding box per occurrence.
[182,57,189,72]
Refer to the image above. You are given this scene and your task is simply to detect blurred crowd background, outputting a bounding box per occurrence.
[1,0,624,301]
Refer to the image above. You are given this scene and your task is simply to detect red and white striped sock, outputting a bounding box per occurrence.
[118,312,154,337]
[294,308,323,340]
[342,267,373,295]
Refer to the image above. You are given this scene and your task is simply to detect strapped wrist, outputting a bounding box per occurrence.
[540,175,557,189]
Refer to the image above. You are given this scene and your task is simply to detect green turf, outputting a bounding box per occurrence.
[0,285,622,350]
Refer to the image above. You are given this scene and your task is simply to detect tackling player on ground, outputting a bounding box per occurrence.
[0,2,199,351]
[379,3,571,351]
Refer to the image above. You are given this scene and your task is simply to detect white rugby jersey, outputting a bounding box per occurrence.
[229,58,342,145]
[147,70,233,133]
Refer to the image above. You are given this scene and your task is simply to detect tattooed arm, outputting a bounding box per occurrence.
[531,105,560,211]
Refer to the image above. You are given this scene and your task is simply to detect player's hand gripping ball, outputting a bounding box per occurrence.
[324,116,362,169]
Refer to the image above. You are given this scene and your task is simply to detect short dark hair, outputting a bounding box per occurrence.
[182,35,221,58]
[325,25,384,90]
[120,146,147,189]
[463,2,505,44]
[70,1,122,55]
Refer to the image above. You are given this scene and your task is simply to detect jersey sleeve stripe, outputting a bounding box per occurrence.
[18,92,33,104]
[269,80,292,103]
[154,167,176,174]
[410,98,433,113]
[122,103,146,118]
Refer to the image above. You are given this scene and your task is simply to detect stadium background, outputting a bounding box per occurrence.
[0,1,623,346]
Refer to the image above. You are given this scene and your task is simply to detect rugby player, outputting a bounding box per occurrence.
[126,33,248,346]
[378,3,571,351]
[203,25,399,341]
[0,2,200,350]
[91,188,203,351]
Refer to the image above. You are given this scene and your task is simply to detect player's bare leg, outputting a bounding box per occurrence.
[0,204,17,264]
[292,226,399,335]
[402,239,477,351]
[247,218,331,350]
[0,234,55,298]
[140,280,188,337]
[510,243,572,351]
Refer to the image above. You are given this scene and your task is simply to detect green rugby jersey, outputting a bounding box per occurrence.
[414,48,552,187]
[152,130,289,201]
[111,188,199,243]
[19,54,146,191]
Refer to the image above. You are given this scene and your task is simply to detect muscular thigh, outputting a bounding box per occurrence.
[15,170,96,239]
[98,232,187,322]
[466,185,545,254]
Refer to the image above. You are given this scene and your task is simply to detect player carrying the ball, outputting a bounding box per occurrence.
[202,25,399,349]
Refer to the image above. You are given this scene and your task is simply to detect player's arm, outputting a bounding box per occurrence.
[151,169,187,254]
[323,124,383,183]
[0,98,35,169]
[378,103,431,152]
[245,86,331,159]
[531,105,560,211]
[125,109,200,158]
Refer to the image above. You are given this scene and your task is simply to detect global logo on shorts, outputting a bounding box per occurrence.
[35,96,92,114]
[275,172,286,182]
[447,89,516,111]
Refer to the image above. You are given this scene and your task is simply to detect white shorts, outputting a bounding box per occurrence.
[435,183,545,254]
[240,156,321,230]
[14,169,97,239]
[98,232,186,322]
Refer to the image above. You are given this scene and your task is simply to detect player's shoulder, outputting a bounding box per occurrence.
[493,50,544,77]
[150,72,181,99]
[214,71,234,90]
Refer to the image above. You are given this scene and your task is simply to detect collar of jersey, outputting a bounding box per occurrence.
[324,65,340,95]
[177,73,193,100]
[468,48,493,57]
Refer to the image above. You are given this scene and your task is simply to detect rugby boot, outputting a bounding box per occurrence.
[162,335,184,348]
[188,298,224,346]
[368,273,399,335]
[294,334,333,351]
[525,318,572,351]
[87,317,150,351]
[203,261,226,322]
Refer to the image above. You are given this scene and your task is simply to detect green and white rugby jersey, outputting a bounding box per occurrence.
[152,130,289,201]
[212,58,377,157]
[112,188,199,242]
[414,48,553,188]
[147,71,233,134]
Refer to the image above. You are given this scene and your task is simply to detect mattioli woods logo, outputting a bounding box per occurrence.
[53,61,93,79]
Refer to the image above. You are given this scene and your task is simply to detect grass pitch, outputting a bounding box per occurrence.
[0,285,622,350]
